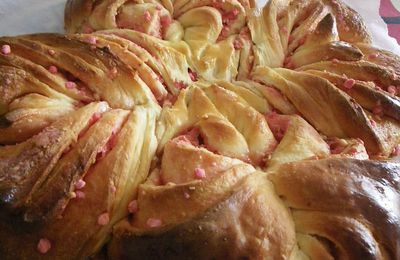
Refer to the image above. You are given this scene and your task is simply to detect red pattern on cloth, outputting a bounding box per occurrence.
[380,0,400,43]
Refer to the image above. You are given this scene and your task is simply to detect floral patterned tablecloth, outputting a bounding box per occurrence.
[380,0,400,43]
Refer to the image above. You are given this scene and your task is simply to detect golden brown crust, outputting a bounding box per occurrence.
[269,158,400,259]
[155,83,278,164]
[64,0,94,34]
[266,113,330,168]
[297,60,400,95]
[321,0,372,44]
[109,172,296,259]
[0,34,157,109]
[252,67,399,156]
[0,105,159,259]
[356,43,400,77]
[304,70,400,121]
[0,102,109,214]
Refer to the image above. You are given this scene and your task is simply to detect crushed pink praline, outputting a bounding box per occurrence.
[174,81,187,90]
[188,69,198,81]
[108,67,118,79]
[393,145,400,156]
[344,79,355,89]
[147,218,162,228]
[233,39,243,50]
[298,36,306,45]
[75,179,86,190]
[65,81,77,89]
[90,112,102,125]
[128,200,138,213]
[194,168,206,179]
[160,15,172,28]
[144,11,152,22]
[388,85,397,95]
[232,8,239,16]
[184,192,191,199]
[37,238,51,254]
[1,44,11,55]
[75,191,85,199]
[283,56,292,68]
[368,53,379,59]
[48,65,58,74]
[86,36,97,45]
[97,213,110,226]
[220,26,229,38]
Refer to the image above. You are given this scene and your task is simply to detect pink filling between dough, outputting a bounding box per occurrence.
[188,69,198,81]
[388,85,397,95]
[392,145,400,156]
[233,38,243,50]
[174,81,187,90]
[96,128,119,161]
[175,128,202,147]
[143,11,152,22]
[78,112,102,139]
[265,112,290,142]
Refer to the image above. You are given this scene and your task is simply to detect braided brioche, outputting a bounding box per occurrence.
[0,0,399,259]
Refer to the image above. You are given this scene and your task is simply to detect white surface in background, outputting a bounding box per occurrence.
[0,0,399,54]
[343,0,400,54]
[0,0,66,35]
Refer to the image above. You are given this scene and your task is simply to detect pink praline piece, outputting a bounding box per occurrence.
[128,200,138,213]
[48,66,58,74]
[75,179,86,190]
[65,81,77,89]
[147,218,162,228]
[1,44,11,55]
[37,238,51,254]
[97,213,110,226]
[343,79,355,89]
[194,168,206,179]
[75,191,85,199]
